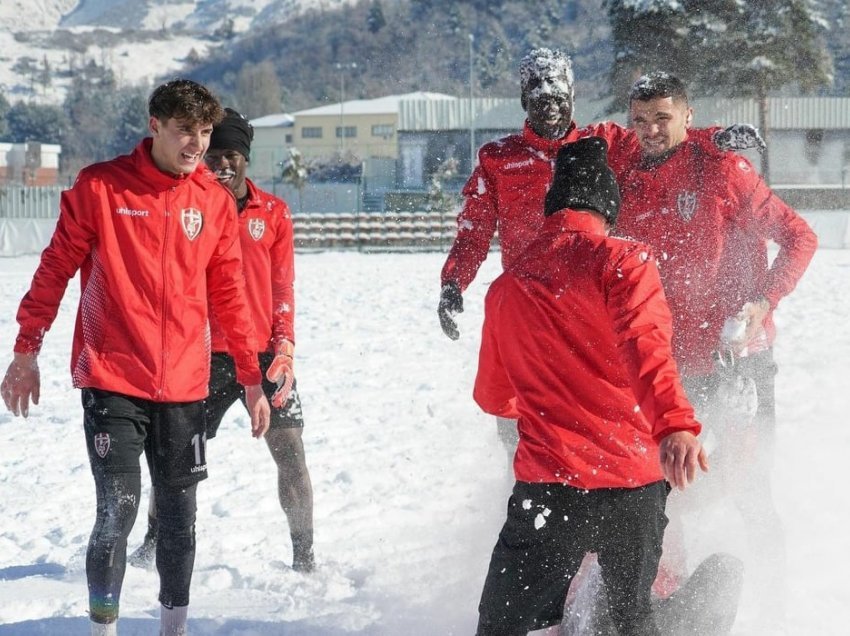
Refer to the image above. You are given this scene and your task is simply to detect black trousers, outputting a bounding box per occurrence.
[477,480,668,636]
[82,389,205,622]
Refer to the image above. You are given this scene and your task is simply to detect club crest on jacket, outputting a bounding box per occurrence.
[248,218,265,241]
[94,432,110,458]
[676,191,697,221]
[180,207,204,240]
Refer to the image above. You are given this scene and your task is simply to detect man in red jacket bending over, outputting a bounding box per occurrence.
[0,80,270,636]
[473,137,707,636]
[616,71,817,629]
[130,108,315,573]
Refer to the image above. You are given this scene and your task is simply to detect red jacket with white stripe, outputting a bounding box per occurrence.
[440,121,720,291]
[209,179,295,354]
[474,212,700,488]
[616,139,817,375]
[14,138,261,401]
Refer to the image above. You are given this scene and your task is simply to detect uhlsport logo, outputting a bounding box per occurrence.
[94,432,110,458]
[248,218,266,241]
[676,191,697,222]
[180,208,204,240]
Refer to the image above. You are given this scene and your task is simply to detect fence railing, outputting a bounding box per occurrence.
[0,185,64,219]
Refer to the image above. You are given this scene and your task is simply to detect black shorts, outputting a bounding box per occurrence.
[478,480,668,633]
[82,388,207,489]
[205,351,305,439]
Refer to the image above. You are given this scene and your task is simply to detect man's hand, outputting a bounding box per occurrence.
[1,353,40,417]
[738,297,771,343]
[659,430,709,490]
[713,124,766,154]
[438,281,464,340]
[245,384,270,438]
[266,340,294,408]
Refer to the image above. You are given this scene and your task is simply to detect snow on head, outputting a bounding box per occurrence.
[519,48,574,100]
[631,70,676,94]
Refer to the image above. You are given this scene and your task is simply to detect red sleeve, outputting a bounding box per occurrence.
[735,166,818,308]
[440,161,498,292]
[605,244,700,441]
[473,283,520,418]
[270,199,296,347]
[206,200,262,386]
[15,176,98,354]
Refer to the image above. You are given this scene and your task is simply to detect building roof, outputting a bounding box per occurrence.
[250,113,295,128]
[398,95,850,131]
[293,91,456,117]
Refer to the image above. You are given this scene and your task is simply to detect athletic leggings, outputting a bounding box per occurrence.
[86,471,197,623]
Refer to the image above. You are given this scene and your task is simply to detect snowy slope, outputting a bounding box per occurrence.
[0,248,849,634]
[0,0,362,105]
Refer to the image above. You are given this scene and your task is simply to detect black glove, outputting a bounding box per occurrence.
[438,281,464,340]
[713,124,766,154]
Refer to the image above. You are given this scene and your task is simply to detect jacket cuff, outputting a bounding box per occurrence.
[233,351,263,386]
[14,330,44,355]
[273,339,295,357]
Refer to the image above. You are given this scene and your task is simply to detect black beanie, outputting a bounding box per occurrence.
[544,136,621,225]
[210,107,254,160]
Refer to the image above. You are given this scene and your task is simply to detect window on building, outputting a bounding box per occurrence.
[285,134,293,143]
[302,127,323,139]
[335,126,357,138]
[371,124,394,138]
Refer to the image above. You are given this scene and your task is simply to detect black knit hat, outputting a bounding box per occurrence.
[544,136,621,225]
[210,107,254,160]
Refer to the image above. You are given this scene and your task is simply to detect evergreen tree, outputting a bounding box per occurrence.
[605,0,692,112]
[367,0,387,34]
[0,92,10,140]
[62,61,121,167]
[280,147,309,213]
[5,102,67,144]
[606,0,833,182]
[108,87,150,158]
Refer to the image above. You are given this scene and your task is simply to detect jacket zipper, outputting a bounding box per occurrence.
[157,188,174,400]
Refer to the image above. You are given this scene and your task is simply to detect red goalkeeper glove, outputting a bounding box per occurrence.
[266,340,295,408]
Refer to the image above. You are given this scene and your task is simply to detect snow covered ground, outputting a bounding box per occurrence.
[1,248,849,635]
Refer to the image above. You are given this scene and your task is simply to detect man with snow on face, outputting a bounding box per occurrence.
[0,80,270,636]
[129,107,316,574]
[616,71,817,630]
[473,136,707,636]
[437,48,763,463]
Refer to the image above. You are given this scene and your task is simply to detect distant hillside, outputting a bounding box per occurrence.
[184,0,614,112]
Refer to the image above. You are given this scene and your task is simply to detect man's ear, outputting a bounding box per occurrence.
[684,107,694,128]
[149,116,159,136]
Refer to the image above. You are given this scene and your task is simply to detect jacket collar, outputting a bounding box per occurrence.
[522,120,580,154]
[542,209,608,236]
[132,138,214,191]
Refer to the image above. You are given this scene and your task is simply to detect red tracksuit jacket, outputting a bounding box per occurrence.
[14,138,261,401]
[209,178,295,354]
[474,212,700,488]
[440,121,720,291]
[616,140,817,375]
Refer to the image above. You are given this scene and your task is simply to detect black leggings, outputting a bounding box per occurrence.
[86,471,197,622]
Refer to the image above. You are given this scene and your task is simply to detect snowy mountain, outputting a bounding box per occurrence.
[0,0,358,104]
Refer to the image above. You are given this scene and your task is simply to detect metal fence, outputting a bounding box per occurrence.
[0,185,64,219]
